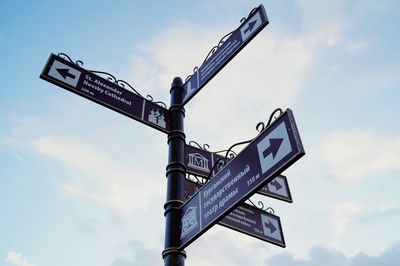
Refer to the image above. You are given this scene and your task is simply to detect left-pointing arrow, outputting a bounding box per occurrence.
[56,68,76,80]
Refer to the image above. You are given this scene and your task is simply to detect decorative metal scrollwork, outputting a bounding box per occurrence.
[185,174,206,200]
[206,139,251,179]
[247,198,275,214]
[185,67,198,83]
[256,108,283,132]
[188,140,210,151]
[58,53,82,66]
[57,53,167,109]
[222,139,252,161]
[207,157,225,179]
[187,174,206,186]
[244,7,258,22]
[213,148,237,160]
[184,6,259,83]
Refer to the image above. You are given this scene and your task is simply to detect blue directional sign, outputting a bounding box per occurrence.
[182,4,269,106]
[40,54,171,134]
[184,179,286,247]
[184,144,293,202]
[220,202,285,247]
[179,109,305,249]
[257,175,292,203]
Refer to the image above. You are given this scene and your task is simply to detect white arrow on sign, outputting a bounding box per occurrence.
[48,60,81,88]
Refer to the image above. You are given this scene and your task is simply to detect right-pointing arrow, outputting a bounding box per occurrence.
[270,179,282,191]
[244,20,257,34]
[263,219,277,234]
[262,138,283,159]
[56,68,76,80]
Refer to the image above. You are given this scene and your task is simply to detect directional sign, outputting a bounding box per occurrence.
[184,179,285,247]
[179,109,304,249]
[184,144,224,178]
[40,54,171,134]
[184,144,293,203]
[257,175,292,203]
[221,203,285,247]
[182,4,269,106]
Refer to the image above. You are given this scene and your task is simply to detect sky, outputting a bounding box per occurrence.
[1,0,400,265]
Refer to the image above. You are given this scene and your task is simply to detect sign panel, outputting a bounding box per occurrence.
[184,179,285,247]
[221,203,285,247]
[182,4,269,106]
[179,109,304,249]
[184,144,292,202]
[257,175,292,203]
[40,54,171,134]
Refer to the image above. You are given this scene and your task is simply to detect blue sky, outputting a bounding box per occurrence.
[1,0,400,265]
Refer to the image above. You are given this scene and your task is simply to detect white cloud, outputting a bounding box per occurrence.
[186,227,272,266]
[121,0,378,150]
[319,131,400,183]
[125,20,352,148]
[331,202,365,236]
[331,201,400,236]
[268,243,400,266]
[5,252,36,266]
[29,136,165,214]
[111,239,159,266]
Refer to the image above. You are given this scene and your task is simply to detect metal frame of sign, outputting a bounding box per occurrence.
[184,144,293,203]
[184,178,286,247]
[257,175,293,203]
[219,203,285,247]
[40,54,171,134]
[179,109,305,249]
[182,4,269,106]
[40,3,307,264]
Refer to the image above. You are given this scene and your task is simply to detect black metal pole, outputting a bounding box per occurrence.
[163,77,186,266]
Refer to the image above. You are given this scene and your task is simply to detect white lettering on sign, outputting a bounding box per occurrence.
[203,165,250,208]
[200,39,240,82]
[82,75,132,106]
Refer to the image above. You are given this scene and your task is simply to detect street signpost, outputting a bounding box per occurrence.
[184,179,286,247]
[184,143,293,203]
[182,4,269,106]
[41,4,306,265]
[179,109,304,249]
[40,54,171,134]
